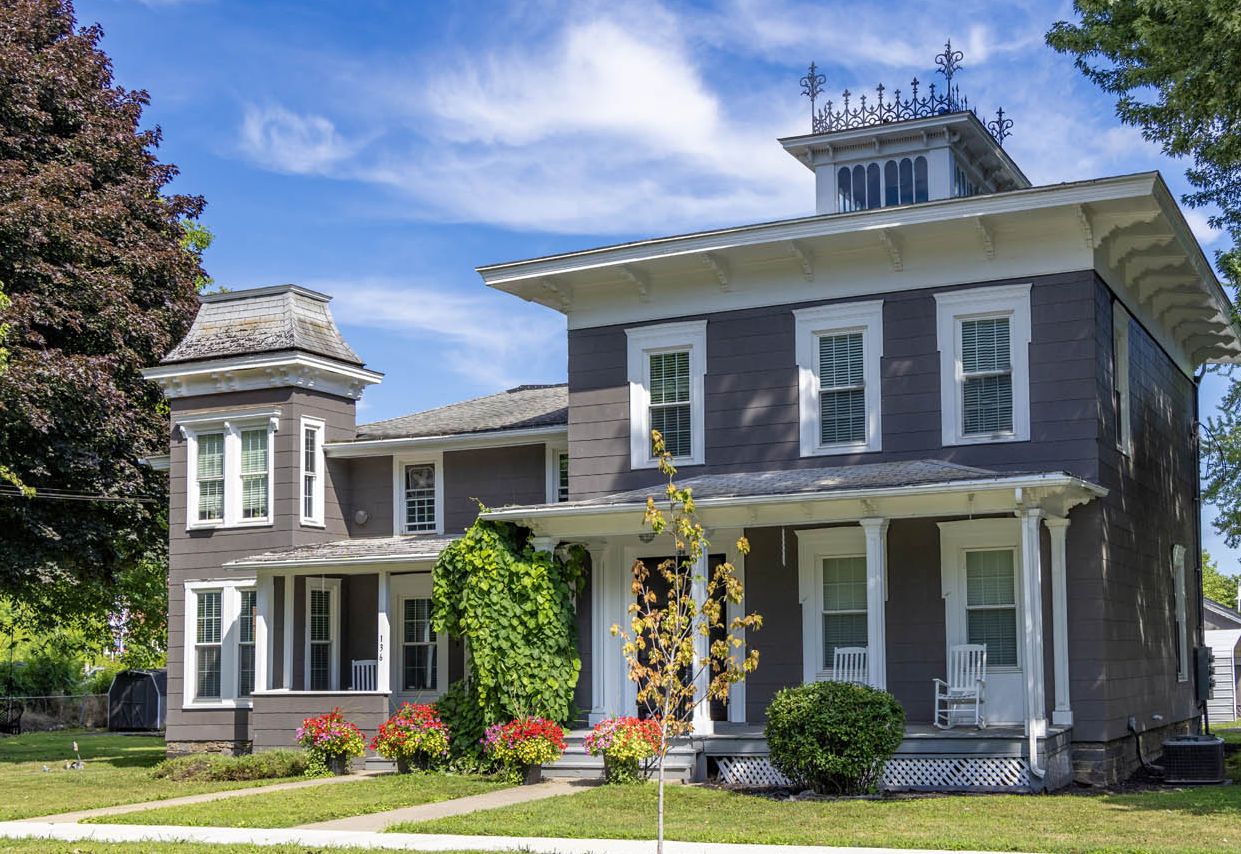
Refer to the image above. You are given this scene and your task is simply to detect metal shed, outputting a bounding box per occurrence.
[107,669,166,732]
[1206,629,1241,724]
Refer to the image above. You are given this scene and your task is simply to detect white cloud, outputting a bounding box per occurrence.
[239,105,360,175]
[1183,209,1225,246]
[320,278,565,389]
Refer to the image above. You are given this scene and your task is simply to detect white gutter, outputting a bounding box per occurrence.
[326,424,566,458]
[141,349,384,385]
[480,472,1107,521]
[226,552,445,571]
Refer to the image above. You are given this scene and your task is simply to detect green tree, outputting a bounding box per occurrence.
[1047,2,1241,544]
[613,431,761,854]
[0,1,205,639]
[1203,550,1240,608]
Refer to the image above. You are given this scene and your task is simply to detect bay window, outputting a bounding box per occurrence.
[183,580,257,708]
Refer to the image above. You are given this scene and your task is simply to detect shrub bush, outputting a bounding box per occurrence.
[437,678,489,765]
[152,750,307,781]
[764,681,904,795]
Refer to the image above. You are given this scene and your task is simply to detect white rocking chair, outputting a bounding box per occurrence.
[934,643,987,729]
[350,659,377,692]
[830,646,869,685]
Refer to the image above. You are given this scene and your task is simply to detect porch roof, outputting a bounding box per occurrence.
[481,459,1106,536]
[225,534,455,570]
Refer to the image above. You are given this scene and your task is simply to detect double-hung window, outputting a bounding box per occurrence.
[935,285,1031,445]
[793,301,883,456]
[964,549,1018,668]
[821,556,868,664]
[546,446,569,503]
[181,410,278,529]
[402,598,438,691]
[183,581,256,708]
[300,418,325,526]
[306,579,339,691]
[626,321,706,469]
[394,456,442,535]
[796,527,869,682]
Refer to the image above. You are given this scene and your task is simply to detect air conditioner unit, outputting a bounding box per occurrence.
[1161,735,1225,784]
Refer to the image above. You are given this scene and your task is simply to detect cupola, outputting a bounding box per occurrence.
[781,41,1030,215]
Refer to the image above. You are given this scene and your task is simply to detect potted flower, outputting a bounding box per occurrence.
[296,708,366,776]
[370,703,450,773]
[481,717,566,784]
[584,716,662,784]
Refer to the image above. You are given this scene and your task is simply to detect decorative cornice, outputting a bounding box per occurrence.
[142,351,383,400]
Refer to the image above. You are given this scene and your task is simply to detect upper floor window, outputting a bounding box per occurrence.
[793,301,883,456]
[300,418,325,526]
[626,320,706,469]
[183,580,256,708]
[395,456,443,535]
[180,410,277,530]
[1112,302,1132,455]
[546,446,569,503]
[934,285,1031,446]
[838,156,928,212]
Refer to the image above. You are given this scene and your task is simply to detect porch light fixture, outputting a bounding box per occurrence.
[638,532,657,544]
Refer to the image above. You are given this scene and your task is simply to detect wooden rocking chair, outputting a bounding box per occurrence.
[934,643,987,729]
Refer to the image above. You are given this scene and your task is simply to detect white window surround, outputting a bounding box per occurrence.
[1172,544,1188,682]
[179,409,279,531]
[391,573,449,698]
[938,517,1024,674]
[626,320,707,469]
[796,526,867,683]
[300,417,326,527]
[545,444,569,504]
[793,300,884,456]
[934,284,1032,446]
[392,453,444,535]
[181,579,256,710]
[305,577,341,691]
[1112,302,1132,455]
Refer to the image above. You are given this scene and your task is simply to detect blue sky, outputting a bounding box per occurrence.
[80,0,1238,571]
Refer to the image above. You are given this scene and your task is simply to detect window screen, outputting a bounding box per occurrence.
[821,556,868,665]
[965,549,1017,667]
[818,332,866,445]
[648,351,692,458]
[961,317,1013,435]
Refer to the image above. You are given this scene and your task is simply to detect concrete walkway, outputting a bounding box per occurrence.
[0,821,1026,854]
[300,779,579,831]
[26,769,384,824]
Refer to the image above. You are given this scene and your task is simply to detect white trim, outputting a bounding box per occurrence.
[934,284,1032,446]
[1112,302,1132,455]
[1018,508,1048,738]
[792,301,884,456]
[326,425,566,458]
[796,526,868,684]
[392,453,445,535]
[304,577,341,692]
[181,579,257,710]
[281,573,294,690]
[144,350,382,401]
[859,518,889,689]
[545,443,569,504]
[1045,516,1072,726]
[299,417,326,527]
[1172,544,1189,682]
[390,573,448,700]
[181,411,278,531]
[625,320,707,469]
[376,571,391,694]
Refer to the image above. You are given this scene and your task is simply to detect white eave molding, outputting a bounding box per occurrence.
[142,350,383,400]
[325,424,568,458]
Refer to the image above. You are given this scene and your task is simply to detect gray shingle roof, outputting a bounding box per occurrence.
[518,459,1052,510]
[354,384,567,441]
[228,535,456,567]
[162,284,364,366]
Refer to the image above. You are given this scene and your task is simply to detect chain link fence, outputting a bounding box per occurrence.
[3,694,108,731]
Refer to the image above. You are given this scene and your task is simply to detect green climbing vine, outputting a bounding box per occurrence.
[432,518,586,758]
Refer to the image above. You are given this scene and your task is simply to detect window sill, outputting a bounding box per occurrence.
[630,456,704,471]
[300,520,326,529]
[945,432,1027,447]
[402,529,444,537]
[181,699,254,710]
[803,442,879,458]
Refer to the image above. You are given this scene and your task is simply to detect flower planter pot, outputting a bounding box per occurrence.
[522,763,543,785]
[395,756,432,774]
[603,755,643,785]
[326,754,351,776]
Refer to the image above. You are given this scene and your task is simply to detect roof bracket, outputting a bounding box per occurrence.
[787,240,815,281]
[974,216,995,261]
[702,252,731,291]
[538,277,572,310]
[618,265,651,303]
[878,229,903,272]
[1076,205,1095,250]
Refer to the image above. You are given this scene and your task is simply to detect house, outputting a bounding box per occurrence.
[1205,598,1241,723]
[144,48,1240,791]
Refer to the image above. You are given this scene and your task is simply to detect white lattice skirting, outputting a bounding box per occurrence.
[714,755,1031,792]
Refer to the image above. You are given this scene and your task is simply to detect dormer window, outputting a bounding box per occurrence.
[179,410,278,530]
[837,157,929,213]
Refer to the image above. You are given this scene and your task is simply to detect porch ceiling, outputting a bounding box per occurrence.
[480,459,1105,537]
[225,534,454,571]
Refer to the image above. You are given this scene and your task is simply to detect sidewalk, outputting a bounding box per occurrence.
[0,821,1027,854]
[24,770,383,824]
[300,779,578,831]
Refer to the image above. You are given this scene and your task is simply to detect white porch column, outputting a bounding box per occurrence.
[376,570,391,694]
[255,574,273,692]
[859,518,889,690]
[1019,507,1048,737]
[588,545,608,725]
[281,573,295,690]
[1045,516,1072,726]
[691,549,713,736]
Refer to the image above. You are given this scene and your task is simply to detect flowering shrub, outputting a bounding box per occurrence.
[584,716,662,784]
[369,703,450,771]
[296,708,366,776]
[481,717,566,781]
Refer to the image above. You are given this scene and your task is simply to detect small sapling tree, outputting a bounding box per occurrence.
[612,431,761,853]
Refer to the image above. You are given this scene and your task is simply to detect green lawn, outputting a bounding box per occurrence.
[0,730,297,821]
[88,770,508,828]
[1217,721,1241,746]
[398,777,1241,854]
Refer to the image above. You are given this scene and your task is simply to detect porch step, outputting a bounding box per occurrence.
[543,731,700,782]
